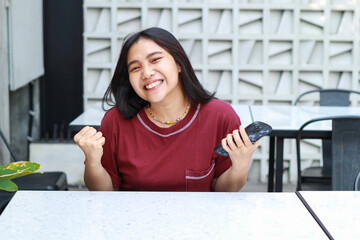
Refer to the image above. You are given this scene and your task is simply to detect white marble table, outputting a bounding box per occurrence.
[0,191,327,240]
[69,107,106,131]
[298,191,360,240]
[231,104,252,126]
[250,105,360,131]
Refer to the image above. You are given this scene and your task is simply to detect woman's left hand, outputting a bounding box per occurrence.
[221,125,260,171]
[213,125,260,192]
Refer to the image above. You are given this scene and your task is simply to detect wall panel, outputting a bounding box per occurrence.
[83,0,360,183]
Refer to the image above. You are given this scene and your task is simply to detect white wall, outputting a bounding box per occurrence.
[8,0,44,91]
[0,0,10,164]
[82,0,360,183]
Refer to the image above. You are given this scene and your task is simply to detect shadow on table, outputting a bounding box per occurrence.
[0,191,15,215]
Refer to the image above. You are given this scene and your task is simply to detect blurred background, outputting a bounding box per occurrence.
[1,0,359,189]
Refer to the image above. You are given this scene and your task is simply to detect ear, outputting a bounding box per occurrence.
[177,64,181,73]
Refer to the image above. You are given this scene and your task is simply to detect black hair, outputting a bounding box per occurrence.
[102,27,215,119]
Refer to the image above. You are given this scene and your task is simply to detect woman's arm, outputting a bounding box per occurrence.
[74,126,116,191]
[213,125,260,192]
[84,161,115,191]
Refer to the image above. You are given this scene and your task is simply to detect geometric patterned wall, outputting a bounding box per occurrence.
[83,0,360,183]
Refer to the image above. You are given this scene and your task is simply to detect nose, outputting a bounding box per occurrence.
[142,64,155,79]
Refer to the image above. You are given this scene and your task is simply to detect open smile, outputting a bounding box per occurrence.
[145,80,163,90]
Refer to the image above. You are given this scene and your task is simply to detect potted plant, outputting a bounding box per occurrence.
[0,161,41,191]
[0,161,41,214]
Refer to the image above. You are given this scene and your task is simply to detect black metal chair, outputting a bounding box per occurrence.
[294,89,360,190]
[294,88,360,106]
[296,115,360,191]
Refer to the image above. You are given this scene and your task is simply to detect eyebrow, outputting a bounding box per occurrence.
[127,51,163,69]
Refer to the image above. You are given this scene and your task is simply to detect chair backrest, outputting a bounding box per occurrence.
[296,116,331,190]
[332,117,360,190]
[294,89,360,106]
[296,115,360,191]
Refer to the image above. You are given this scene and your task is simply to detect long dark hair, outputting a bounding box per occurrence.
[102,27,214,119]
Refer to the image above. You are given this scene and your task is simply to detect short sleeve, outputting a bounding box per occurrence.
[99,109,122,188]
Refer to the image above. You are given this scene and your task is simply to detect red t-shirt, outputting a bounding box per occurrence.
[100,99,241,191]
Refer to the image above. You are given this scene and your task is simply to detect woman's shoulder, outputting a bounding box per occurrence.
[103,106,121,119]
[199,99,240,126]
[201,98,235,113]
[101,107,125,127]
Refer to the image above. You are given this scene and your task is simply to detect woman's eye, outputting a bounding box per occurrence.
[152,57,162,62]
[130,66,139,72]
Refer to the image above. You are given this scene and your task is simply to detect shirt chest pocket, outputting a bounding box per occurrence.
[185,161,215,192]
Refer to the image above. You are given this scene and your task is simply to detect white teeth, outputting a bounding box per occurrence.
[145,80,162,90]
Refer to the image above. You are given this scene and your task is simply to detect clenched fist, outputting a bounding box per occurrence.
[73,126,105,165]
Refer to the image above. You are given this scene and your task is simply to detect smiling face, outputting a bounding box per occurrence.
[127,38,183,105]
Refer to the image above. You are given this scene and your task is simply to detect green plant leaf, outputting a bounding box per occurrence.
[0,161,41,182]
[0,179,18,192]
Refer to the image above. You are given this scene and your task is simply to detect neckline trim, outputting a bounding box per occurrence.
[137,104,200,137]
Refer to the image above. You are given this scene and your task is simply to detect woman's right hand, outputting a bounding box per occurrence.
[73,126,105,165]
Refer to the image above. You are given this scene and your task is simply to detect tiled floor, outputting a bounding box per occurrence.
[241,180,296,192]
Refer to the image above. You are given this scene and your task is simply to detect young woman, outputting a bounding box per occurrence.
[74,27,260,192]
